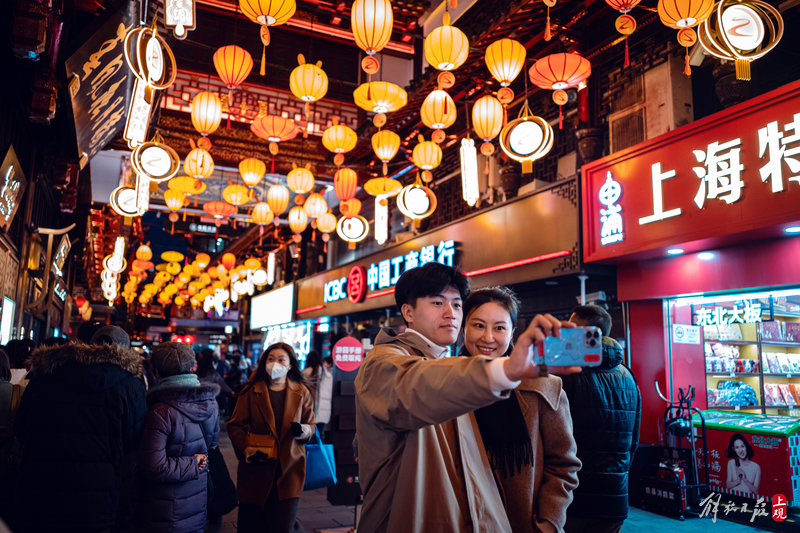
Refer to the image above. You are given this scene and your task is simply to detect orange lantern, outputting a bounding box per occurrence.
[184,148,214,179]
[239,157,266,187]
[472,95,504,142]
[316,212,337,233]
[364,177,402,197]
[289,54,328,103]
[528,53,592,130]
[252,202,274,225]
[239,0,296,27]
[203,200,236,219]
[250,115,300,143]
[267,183,290,215]
[222,253,237,271]
[196,253,210,268]
[412,136,443,170]
[190,91,222,136]
[485,39,526,86]
[303,193,328,219]
[657,0,714,28]
[372,130,401,175]
[223,184,251,206]
[288,206,309,234]
[287,164,314,193]
[334,168,358,201]
[607,0,642,13]
[353,82,408,113]
[424,12,469,71]
[163,189,185,211]
[136,244,153,262]
[340,198,362,217]
[213,45,253,97]
[169,176,206,195]
[322,118,357,154]
[351,0,393,55]
[420,89,456,130]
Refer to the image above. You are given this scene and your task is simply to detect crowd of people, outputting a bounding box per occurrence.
[0,261,641,533]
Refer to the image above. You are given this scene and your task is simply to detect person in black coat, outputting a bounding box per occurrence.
[13,327,146,533]
[131,342,220,533]
[561,305,641,533]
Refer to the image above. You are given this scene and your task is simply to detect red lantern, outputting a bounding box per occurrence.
[334,168,358,201]
[222,253,236,271]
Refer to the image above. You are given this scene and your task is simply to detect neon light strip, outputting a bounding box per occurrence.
[366,288,395,299]
[297,305,326,314]
[464,251,572,277]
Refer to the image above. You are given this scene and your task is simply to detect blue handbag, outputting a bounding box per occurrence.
[304,428,337,490]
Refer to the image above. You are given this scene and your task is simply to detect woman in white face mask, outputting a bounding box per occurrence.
[228,343,316,533]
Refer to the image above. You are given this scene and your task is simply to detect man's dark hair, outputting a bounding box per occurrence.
[40,336,70,348]
[572,305,612,336]
[323,356,333,366]
[6,339,34,369]
[394,263,470,322]
[76,320,104,344]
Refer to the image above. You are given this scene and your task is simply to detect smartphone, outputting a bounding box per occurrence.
[536,327,603,367]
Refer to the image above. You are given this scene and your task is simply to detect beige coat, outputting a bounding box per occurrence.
[492,378,581,533]
[227,379,315,506]
[355,329,513,533]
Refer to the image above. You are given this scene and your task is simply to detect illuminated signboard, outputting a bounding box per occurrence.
[323,240,455,303]
[52,234,71,278]
[599,171,623,245]
[0,146,27,231]
[694,302,763,326]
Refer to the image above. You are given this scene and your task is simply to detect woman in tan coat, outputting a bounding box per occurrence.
[462,287,582,533]
[228,343,315,533]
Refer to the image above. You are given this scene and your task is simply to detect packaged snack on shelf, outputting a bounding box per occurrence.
[765,353,783,373]
[707,389,719,406]
[777,354,794,373]
[784,322,800,342]
[735,359,759,373]
[787,354,800,373]
[763,384,778,406]
[703,325,720,340]
[759,321,784,341]
[717,380,758,406]
[704,343,714,357]
[791,384,800,404]
[778,384,798,406]
[787,302,800,314]
[718,324,743,341]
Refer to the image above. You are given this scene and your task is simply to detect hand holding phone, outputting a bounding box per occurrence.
[537,327,604,369]
[503,314,583,381]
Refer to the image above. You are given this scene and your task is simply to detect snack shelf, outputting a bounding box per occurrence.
[761,340,800,347]
[710,405,763,410]
[707,373,759,378]
[763,373,800,378]
[766,311,800,319]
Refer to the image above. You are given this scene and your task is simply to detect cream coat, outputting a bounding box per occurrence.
[355,329,513,533]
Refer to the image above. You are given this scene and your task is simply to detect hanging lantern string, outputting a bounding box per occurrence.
[545,3,552,42]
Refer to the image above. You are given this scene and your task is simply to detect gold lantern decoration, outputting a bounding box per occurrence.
[340,198,362,217]
[316,211,337,250]
[303,193,328,219]
[239,158,266,187]
[607,0,642,12]
[412,136,443,170]
[353,82,408,113]
[287,164,315,193]
[196,253,210,268]
[485,38,526,86]
[424,12,469,71]
[250,115,301,143]
[351,0,393,55]
[528,53,592,129]
[267,183,290,215]
[240,0,296,27]
[334,168,358,201]
[251,201,273,245]
[420,89,456,130]
[289,54,328,102]
[190,91,222,136]
[184,148,215,179]
[364,178,402,197]
[288,206,309,234]
[213,45,253,100]
[163,189,185,211]
[372,129,401,175]
[472,95,504,142]
[169,176,206,195]
[322,118,357,154]
[136,244,153,261]
[223,184,251,206]
[657,0,714,28]
[397,174,437,226]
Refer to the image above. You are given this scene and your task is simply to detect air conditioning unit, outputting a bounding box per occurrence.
[609,55,694,154]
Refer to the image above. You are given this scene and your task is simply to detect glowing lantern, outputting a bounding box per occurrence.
[412,136,443,170]
[397,175,437,226]
[351,0,393,55]
[372,129,401,175]
[340,198,362,217]
[136,244,153,261]
[334,168,358,201]
[472,95,504,141]
[203,200,236,219]
[287,164,314,193]
[420,90,456,130]
[289,54,328,102]
[460,138,479,207]
[606,0,642,13]
[424,12,469,71]
[169,176,206,196]
[223,184,251,206]
[303,193,328,219]
[353,82,408,113]
[239,0,296,26]
[364,178,402,197]
[184,148,214,179]
[485,39,526,86]
[288,206,309,234]
[190,91,222,136]
[251,202,274,226]
[213,45,253,98]
[162,251,184,263]
[222,253,236,271]
[267,184,290,215]
[615,15,637,67]
[251,115,300,143]
[166,263,182,276]
[657,0,714,28]
[528,53,592,90]
[239,158,266,187]
[316,212,337,234]
[196,253,210,268]
[163,189,185,211]
[322,119,357,154]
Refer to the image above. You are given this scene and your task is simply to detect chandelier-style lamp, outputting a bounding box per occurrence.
[203,200,236,235]
[421,89,456,130]
[290,54,328,118]
[397,173,437,227]
[316,211,337,252]
[184,147,215,179]
[190,91,222,138]
[351,0,393,55]
[239,157,266,187]
[528,53,591,129]
[412,135,443,170]
[163,189,186,232]
[287,164,315,194]
[303,193,328,219]
[322,118,357,155]
[372,129,401,175]
[334,168,358,201]
[353,82,408,113]
[485,38,526,86]
[213,45,253,127]
[424,12,469,72]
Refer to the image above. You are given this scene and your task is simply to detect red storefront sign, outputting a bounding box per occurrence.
[332,336,364,372]
[347,265,366,304]
[582,79,800,263]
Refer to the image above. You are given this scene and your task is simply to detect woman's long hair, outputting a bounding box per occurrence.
[196,349,217,378]
[243,342,307,392]
[304,350,322,374]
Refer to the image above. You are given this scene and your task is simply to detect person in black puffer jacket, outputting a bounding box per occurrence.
[131,342,220,533]
[561,305,641,533]
[13,327,146,533]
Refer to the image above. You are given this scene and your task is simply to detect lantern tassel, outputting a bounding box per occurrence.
[260,45,266,76]
[559,106,563,130]
[383,162,388,176]
[485,158,489,175]
[544,8,552,42]
[684,48,692,76]
[171,221,175,235]
[312,229,316,241]
[227,89,232,130]
[503,105,508,127]
[323,241,327,253]
[194,195,198,207]
[259,226,264,247]
[271,154,275,174]
[625,37,630,67]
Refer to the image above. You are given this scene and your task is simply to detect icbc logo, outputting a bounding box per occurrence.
[347,265,366,304]
[772,494,787,521]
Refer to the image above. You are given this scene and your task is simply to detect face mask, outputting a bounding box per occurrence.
[265,362,289,380]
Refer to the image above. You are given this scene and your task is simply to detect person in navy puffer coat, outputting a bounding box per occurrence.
[132,342,220,533]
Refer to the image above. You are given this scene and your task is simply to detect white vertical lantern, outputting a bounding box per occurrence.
[460,138,480,206]
[375,194,389,245]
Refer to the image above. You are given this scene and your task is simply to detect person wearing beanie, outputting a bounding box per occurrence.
[131,342,220,533]
[12,326,146,532]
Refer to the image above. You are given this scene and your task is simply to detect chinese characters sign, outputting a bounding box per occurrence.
[583,79,800,262]
[0,146,27,231]
[695,303,763,326]
[332,336,364,373]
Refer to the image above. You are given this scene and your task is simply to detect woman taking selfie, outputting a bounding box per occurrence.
[462,287,581,533]
[227,343,316,533]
